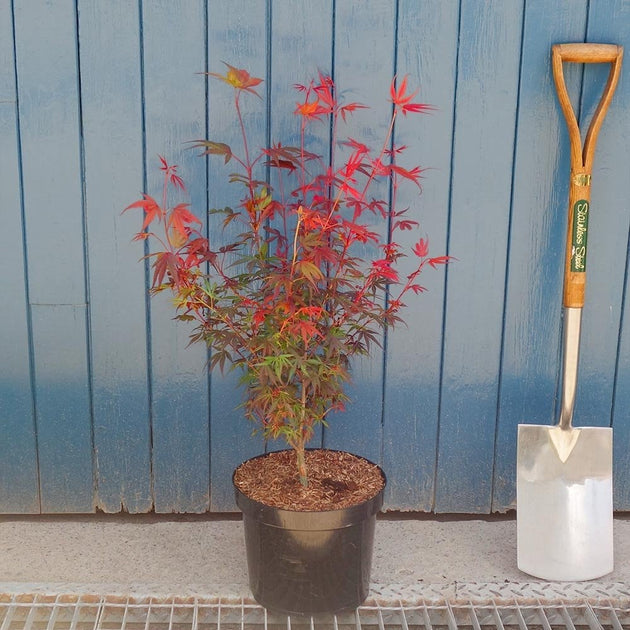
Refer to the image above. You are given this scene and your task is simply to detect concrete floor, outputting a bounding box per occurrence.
[0,513,629,603]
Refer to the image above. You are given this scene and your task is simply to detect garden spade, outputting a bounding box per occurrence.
[517,43,623,581]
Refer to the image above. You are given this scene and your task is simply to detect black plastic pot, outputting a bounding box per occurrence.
[233,450,385,615]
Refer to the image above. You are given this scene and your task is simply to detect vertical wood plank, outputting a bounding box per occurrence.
[321,0,397,466]
[31,305,93,512]
[78,0,152,513]
[382,0,458,511]
[435,0,524,513]
[265,0,334,454]
[13,1,86,305]
[0,0,39,513]
[14,0,94,512]
[573,2,629,429]
[492,1,588,511]
[207,0,270,511]
[142,0,210,512]
[586,0,630,510]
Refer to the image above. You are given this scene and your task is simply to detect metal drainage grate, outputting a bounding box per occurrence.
[0,594,628,630]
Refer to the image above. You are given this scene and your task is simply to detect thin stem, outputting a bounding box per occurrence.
[296,381,309,487]
[290,206,304,277]
[234,90,263,247]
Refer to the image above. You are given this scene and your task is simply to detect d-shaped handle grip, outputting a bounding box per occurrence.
[552,43,623,308]
[553,43,622,64]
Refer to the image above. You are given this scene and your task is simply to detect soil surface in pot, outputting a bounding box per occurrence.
[233,449,384,511]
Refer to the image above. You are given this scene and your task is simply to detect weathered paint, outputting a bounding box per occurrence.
[12,0,93,513]
[206,0,271,511]
[263,0,334,456]
[2,0,630,514]
[31,305,93,513]
[143,0,211,513]
[493,0,589,511]
[381,0,459,511]
[78,0,153,513]
[435,0,524,512]
[0,0,39,513]
[587,0,630,509]
[320,0,398,467]
[577,8,629,430]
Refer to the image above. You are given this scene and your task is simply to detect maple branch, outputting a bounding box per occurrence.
[290,206,304,279]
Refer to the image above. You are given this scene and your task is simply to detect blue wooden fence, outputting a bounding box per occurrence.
[2,0,630,514]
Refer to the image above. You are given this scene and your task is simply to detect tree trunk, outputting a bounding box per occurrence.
[295,439,308,487]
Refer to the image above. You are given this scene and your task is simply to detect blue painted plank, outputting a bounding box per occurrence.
[78,0,152,513]
[264,0,334,455]
[586,0,630,510]
[0,1,39,514]
[572,3,629,430]
[613,326,630,508]
[142,0,210,513]
[31,305,93,513]
[13,0,86,305]
[435,0,524,513]
[493,1,589,511]
[381,0,458,511]
[13,0,94,513]
[207,0,271,511]
[321,0,397,466]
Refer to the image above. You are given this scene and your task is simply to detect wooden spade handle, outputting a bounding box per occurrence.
[554,42,621,63]
[551,43,623,307]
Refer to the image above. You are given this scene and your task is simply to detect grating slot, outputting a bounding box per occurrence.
[533,604,553,630]
[0,603,15,630]
[142,601,151,630]
[598,604,624,630]
[400,602,409,630]
[464,604,482,630]
[44,601,59,630]
[510,602,528,630]
[560,606,577,630]
[491,605,505,630]
[584,604,604,630]
[68,600,81,630]
[1,595,629,629]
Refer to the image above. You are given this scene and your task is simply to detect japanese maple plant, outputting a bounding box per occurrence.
[126,64,447,490]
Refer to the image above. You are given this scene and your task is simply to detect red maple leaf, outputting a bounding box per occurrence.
[187,141,233,164]
[313,73,335,109]
[340,101,367,122]
[413,238,429,258]
[158,156,185,190]
[390,75,434,116]
[390,164,424,186]
[295,98,329,120]
[169,203,201,240]
[428,255,450,268]
[151,251,181,288]
[124,194,164,231]
[209,63,263,96]
[393,219,419,231]
[371,259,399,282]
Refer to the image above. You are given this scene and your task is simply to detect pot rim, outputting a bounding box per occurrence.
[233,448,386,526]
